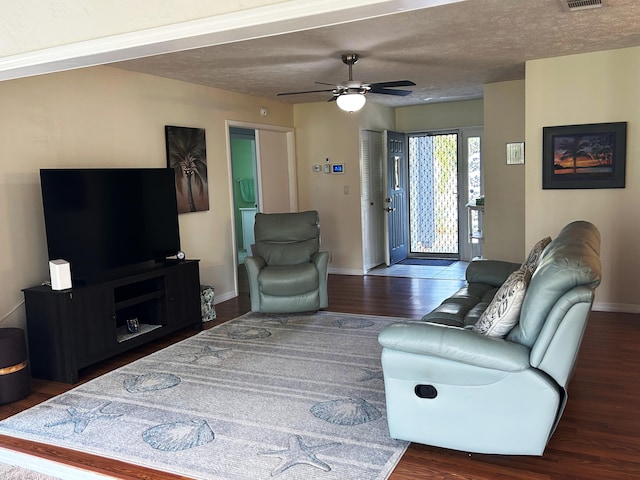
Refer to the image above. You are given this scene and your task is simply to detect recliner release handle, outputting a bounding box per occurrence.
[415,384,438,399]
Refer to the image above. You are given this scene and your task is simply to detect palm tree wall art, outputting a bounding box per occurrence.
[542,122,626,189]
[165,125,209,213]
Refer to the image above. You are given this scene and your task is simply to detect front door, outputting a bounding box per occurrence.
[384,130,408,266]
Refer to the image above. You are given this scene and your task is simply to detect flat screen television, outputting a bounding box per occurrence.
[40,168,181,284]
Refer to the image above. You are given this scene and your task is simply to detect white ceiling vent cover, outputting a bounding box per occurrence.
[560,0,606,11]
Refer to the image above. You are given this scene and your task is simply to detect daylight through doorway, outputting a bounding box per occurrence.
[408,132,459,256]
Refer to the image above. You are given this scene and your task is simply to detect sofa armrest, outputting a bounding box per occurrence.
[378,322,531,372]
[466,260,522,286]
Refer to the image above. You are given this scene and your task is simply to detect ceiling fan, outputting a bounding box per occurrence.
[277,53,416,112]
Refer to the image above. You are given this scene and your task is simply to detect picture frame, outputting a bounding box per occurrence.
[542,122,626,189]
[506,142,525,165]
[165,125,209,213]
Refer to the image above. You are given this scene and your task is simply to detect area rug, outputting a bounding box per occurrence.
[0,312,409,480]
[398,258,455,266]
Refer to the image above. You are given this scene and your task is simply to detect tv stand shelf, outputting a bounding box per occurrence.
[115,290,166,310]
[23,260,201,384]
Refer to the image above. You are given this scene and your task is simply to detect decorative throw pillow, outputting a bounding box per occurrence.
[521,236,552,275]
[473,267,532,338]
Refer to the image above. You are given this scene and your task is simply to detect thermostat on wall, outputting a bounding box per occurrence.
[332,164,345,174]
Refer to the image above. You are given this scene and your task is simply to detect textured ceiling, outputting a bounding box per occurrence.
[112,0,640,107]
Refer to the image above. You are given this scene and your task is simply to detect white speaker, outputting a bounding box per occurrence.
[49,259,72,291]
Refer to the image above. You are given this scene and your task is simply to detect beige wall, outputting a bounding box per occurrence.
[483,80,526,261]
[293,101,364,273]
[395,99,483,131]
[0,65,294,330]
[293,100,394,274]
[526,46,640,313]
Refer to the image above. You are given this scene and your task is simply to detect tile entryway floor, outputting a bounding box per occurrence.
[367,261,469,280]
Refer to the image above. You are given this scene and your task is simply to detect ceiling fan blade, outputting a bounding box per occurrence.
[369,80,416,89]
[369,88,413,96]
[315,81,337,86]
[277,88,335,96]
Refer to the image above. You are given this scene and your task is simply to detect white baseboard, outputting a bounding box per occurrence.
[0,447,116,479]
[214,290,238,304]
[328,267,365,276]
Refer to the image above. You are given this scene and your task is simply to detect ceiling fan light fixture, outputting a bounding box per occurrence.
[336,93,366,113]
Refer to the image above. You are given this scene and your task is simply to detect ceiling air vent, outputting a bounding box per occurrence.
[560,0,605,11]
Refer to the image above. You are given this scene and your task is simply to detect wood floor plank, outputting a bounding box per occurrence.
[1,273,638,479]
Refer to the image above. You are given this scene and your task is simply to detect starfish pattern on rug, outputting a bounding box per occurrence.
[45,401,122,434]
[259,434,341,476]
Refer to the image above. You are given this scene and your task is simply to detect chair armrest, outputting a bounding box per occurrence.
[378,322,531,372]
[312,251,329,273]
[244,255,266,275]
[312,251,330,308]
[244,256,266,312]
[466,260,522,287]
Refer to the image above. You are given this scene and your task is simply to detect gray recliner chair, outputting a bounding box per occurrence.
[244,211,329,313]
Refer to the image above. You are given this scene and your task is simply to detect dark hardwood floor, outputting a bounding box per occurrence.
[1,273,639,479]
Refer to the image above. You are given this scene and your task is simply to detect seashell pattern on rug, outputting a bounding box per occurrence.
[124,372,181,393]
[142,419,215,451]
[310,398,382,426]
[224,326,272,340]
[333,317,375,329]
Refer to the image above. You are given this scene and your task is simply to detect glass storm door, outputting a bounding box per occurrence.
[408,132,459,257]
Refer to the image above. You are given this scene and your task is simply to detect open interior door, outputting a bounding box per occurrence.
[383,130,409,266]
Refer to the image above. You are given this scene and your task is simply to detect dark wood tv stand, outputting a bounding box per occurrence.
[23,260,201,384]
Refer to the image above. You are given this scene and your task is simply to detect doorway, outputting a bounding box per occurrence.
[229,127,258,265]
[406,128,482,262]
[371,127,482,273]
[226,121,297,294]
[407,131,459,259]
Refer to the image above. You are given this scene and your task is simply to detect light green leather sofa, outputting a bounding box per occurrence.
[244,211,329,313]
[378,220,601,455]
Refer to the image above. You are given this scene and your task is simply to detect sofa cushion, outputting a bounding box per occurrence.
[473,267,532,338]
[521,237,552,275]
[421,284,498,327]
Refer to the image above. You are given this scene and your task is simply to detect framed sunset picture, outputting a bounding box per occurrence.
[542,122,626,189]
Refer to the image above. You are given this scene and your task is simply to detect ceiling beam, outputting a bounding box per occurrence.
[0,0,463,82]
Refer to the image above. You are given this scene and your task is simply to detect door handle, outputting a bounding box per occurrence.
[384,207,396,212]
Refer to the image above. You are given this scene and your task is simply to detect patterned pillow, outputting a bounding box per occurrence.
[473,267,532,338]
[521,236,552,275]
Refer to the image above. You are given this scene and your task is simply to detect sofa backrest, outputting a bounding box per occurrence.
[253,210,321,266]
[507,220,601,349]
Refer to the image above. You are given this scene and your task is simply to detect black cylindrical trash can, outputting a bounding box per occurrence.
[0,328,31,404]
